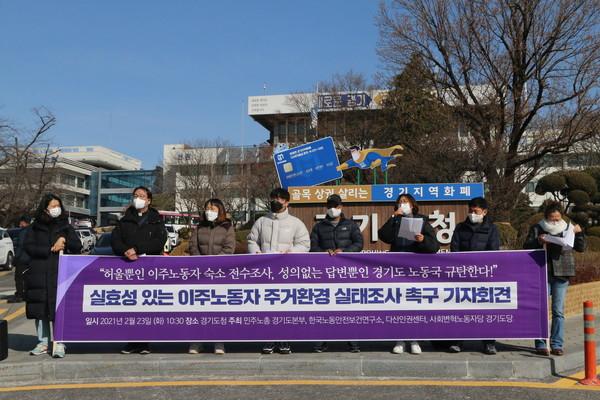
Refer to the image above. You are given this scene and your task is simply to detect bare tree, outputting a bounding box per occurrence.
[172,141,277,226]
[174,139,233,216]
[0,108,58,225]
[378,0,600,219]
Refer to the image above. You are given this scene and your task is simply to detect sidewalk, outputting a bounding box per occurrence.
[1,309,598,386]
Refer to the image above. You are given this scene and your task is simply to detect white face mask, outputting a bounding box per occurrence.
[351,150,360,161]
[399,203,412,215]
[48,207,62,218]
[205,210,218,222]
[327,207,342,218]
[469,213,484,224]
[133,198,147,210]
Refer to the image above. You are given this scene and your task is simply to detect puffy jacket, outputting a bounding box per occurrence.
[189,220,236,255]
[247,209,310,253]
[310,216,363,253]
[378,213,439,253]
[450,217,500,252]
[111,207,167,256]
[15,226,32,266]
[23,215,82,321]
[523,222,585,278]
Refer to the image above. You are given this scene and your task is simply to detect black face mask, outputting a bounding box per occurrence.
[270,200,284,213]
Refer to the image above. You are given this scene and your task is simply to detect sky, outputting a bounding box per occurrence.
[0,1,382,169]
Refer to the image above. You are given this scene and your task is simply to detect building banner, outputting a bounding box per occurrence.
[54,251,548,342]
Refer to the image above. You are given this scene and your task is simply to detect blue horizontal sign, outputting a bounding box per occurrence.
[318,93,372,110]
[273,137,343,188]
[371,183,484,202]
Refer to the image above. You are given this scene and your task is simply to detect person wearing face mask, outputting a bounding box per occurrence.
[247,188,310,354]
[378,194,439,355]
[111,186,167,355]
[524,201,585,357]
[188,198,236,355]
[309,194,363,353]
[444,197,500,355]
[23,194,82,358]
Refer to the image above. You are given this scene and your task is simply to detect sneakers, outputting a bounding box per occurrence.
[278,342,292,354]
[29,343,48,356]
[188,343,203,354]
[551,348,564,356]
[262,342,291,354]
[448,345,462,353]
[348,342,360,353]
[262,342,276,354]
[392,341,405,354]
[313,342,328,353]
[483,343,497,355]
[409,341,422,354]
[52,342,66,358]
[214,342,225,355]
[7,295,24,303]
[535,347,550,356]
[121,343,151,354]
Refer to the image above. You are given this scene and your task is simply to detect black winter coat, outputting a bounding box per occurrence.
[15,226,32,266]
[523,223,585,278]
[378,213,440,253]
[111,207,167,256]
[310,217,363,253]
[450,217,500,252]
[23,216,82,321]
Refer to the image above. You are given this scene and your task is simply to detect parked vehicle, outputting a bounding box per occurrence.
[76,229,96,253]
[90,232,114,256]
[165,225,180,248]
[0,228,15,270]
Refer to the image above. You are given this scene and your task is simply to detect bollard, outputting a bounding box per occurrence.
[580,301,600,385]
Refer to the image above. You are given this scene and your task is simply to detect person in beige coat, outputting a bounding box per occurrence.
[188,198,236,355]
[247,188,310,355]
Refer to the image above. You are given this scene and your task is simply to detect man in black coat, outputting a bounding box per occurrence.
[448,196,500,355]
[310,194,363,254]
[8,215,31,303]
[310,194,363,353]
[111,186,167,354]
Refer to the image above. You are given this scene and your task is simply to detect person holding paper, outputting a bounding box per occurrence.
[378,194,439,355]
[310,194,363,353]
[447,197,500,355]
[523,201,585,356]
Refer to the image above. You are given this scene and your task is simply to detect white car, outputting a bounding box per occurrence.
[165,225,180,248]
[76,229,95,253]
[0,228,15,270]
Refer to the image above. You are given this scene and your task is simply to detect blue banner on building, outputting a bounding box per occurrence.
[371,183,484,202]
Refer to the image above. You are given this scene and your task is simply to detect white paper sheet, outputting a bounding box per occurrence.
[398,217,424,241]
[543,224,575,249]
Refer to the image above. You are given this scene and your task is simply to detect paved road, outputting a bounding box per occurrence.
[0,377,599,400]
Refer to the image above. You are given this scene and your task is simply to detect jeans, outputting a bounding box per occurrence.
[535,277,569,350]
[35,319,51,345]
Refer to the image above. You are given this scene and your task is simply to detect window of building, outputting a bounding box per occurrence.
[100,172,155,189]
[101,193,133,208]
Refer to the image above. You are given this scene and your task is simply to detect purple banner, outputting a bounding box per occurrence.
[54,251,548,342]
